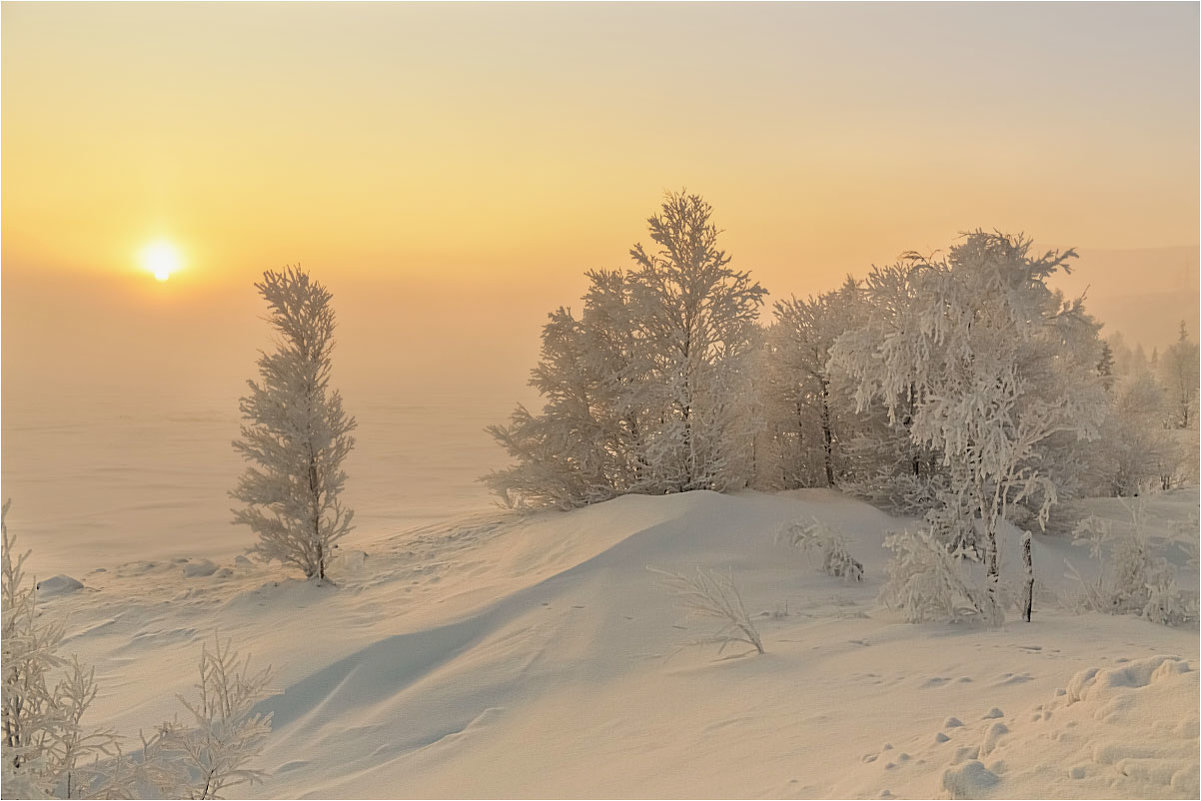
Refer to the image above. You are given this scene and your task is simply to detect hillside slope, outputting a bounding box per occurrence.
[43,489,1199,799]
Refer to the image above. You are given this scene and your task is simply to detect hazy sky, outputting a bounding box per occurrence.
[3,2,1199,408]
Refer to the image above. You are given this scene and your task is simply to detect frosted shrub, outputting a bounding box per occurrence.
[879,528,1001,625]
[2,503,274,799]
[1069,506,1199,627]
[2,502,120,799]
[137,635,274,800]
[776,518,863,581]
[650,567,765,655]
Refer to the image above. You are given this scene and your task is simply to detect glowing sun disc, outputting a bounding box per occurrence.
[141,240,182,281]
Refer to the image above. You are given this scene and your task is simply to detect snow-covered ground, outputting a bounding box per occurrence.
[28,487,1198,799]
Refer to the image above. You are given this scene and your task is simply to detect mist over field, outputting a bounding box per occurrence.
[4,244,1195,578]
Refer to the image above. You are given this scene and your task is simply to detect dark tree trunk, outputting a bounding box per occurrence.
[820,376,835,487]
[1022,531,1034,622]
[985,519,1000,616]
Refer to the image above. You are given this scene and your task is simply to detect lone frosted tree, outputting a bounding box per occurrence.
[232,266,356,581]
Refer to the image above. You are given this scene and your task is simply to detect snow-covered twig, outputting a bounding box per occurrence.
[649,566,765,655]
[139,634,275,800]
[879,528,1000,625]
[776,518,863,581]
[1067,502,1198,627]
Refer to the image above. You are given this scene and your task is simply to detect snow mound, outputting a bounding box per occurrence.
[36,574,84,596]
[1065,654,1191,703]
[181,558,218,578]
[941,759,999,799]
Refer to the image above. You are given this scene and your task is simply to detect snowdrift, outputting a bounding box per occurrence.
[41,489,1199,799]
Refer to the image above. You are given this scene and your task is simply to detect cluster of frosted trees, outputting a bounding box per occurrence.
[487,193,767,507]
[490,193,1197,514]
[489,193,1199,620]
[1092,324,1200,496]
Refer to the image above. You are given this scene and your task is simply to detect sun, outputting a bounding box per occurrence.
[141,240,182,282]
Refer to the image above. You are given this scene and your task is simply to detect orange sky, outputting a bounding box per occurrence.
[2,2,1198,409]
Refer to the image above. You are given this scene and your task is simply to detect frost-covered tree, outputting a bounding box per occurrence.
[1073,324,1198,496]
[1096,340,1115,391]
[232,266,356,581]
[826,263,947,513]
[627,192,768,492]
[487,270,654,508]
[835,232,1107,621]
[750,324,799,490]
[489,193,766,507]
[1160,321,1199,430]
[768,278,862,488]
[1087,370,1181,496]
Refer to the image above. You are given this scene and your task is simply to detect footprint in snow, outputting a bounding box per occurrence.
[979,722,1009,757]
[862,744,893,764]
[993,672,1033,686]
[951,746,979,765]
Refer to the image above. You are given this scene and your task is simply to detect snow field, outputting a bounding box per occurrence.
[33,489,1199,799]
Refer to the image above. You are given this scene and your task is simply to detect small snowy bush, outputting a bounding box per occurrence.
[650,567,765,655]
[136,635,274,799]
[879,528,1001,625]
[1068,505,1199,627]
[2,501,120,799]
[776,518,863,581]
[2,503,274,799]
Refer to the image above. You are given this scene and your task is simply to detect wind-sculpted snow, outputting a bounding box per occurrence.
[937,655,1198,799]
[33,489,1200,798]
